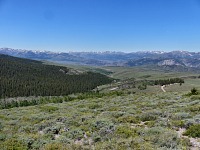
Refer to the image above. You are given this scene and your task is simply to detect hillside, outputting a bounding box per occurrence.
[0,91,199,149]
[0,54,200,149]
[0,54,113,98]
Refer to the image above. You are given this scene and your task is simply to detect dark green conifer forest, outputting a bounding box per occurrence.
[0,54,113,98]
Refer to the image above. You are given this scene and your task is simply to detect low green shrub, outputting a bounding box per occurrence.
[188,105,200,112]
[138,84,147,90]
[39,106,59,113]
[140,127,180,149]
[190,88,199,95]
[117,115,139,124]
[64,129,84,140]
[140,113,157,121]
[115,126,138,138]
[0,133,6,141]
[88,103,101,109]
[93,135,101,142]
[171,120,185,128]
[157,130,179,149]
[107,106,119,111]
[145,121,156,127]
[43,142,68,150]
[190,95,200,100]
[183,124,200,138]
[0,138,27,150]
[112,111,124,118]
[186,87,199,96]
[172,112,191,120]
[180,138,191,149]
[91,120,110,131]
[0,122,3,131]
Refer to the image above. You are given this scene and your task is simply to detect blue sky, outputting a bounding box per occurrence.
[0,0,200,52]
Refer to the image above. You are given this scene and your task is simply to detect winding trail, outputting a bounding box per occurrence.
[161,85,166,92]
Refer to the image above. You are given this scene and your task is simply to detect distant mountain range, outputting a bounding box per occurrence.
[0,48,200,68]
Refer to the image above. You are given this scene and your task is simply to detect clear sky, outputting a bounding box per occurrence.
[0,0,200,52]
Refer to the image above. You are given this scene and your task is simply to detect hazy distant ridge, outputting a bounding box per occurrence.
[0,48,200,68]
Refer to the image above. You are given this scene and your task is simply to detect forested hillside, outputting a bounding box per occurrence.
[0,54,113,98]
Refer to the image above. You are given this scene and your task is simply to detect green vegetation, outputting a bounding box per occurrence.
[184,124,200,138]
[0,91,199,149]
[103,66,200,80]
[0,91,124,109]
[154,78,184,86]
[0,54,113,98]
[190,87,199,95]
[185,87,200,97]
[1,56,200,149]
[138,83,147,90]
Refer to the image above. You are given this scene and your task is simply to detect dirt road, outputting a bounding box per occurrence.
[161,85,166,92]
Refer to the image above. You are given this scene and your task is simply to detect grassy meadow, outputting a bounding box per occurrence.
[103,66,200,80]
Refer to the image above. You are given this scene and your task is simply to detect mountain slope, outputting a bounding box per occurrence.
[0,54,113,98]
[126,57,200,68]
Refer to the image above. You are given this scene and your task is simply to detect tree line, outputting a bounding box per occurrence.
[154,78,184,86]
[0,91,124,109]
